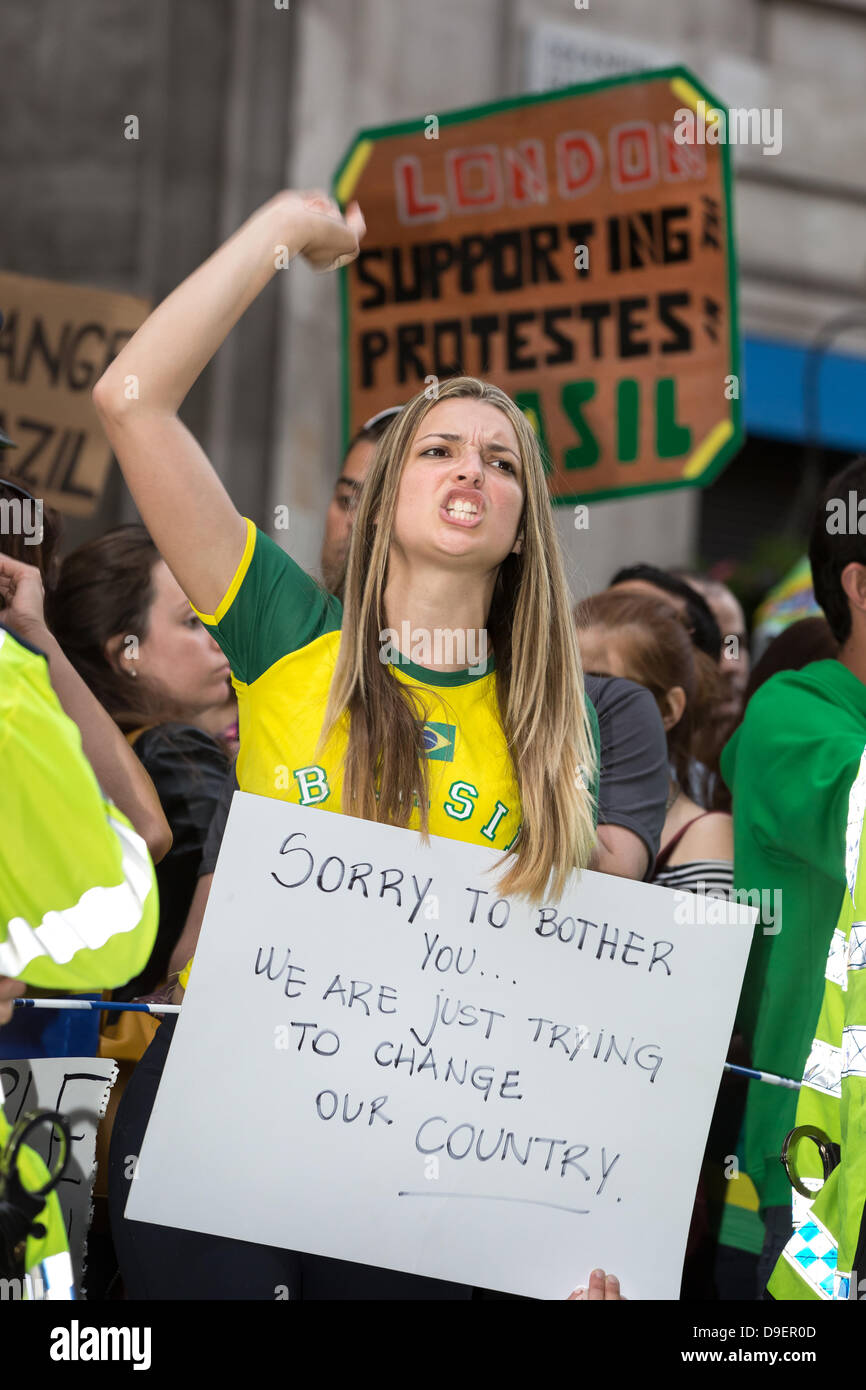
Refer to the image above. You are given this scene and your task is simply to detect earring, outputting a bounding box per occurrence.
[129,668,138,679]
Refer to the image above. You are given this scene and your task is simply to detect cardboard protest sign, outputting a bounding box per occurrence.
[0,272,149,517]
[0,1057,118,1293]
[127,795,753,1299]
[335,67,742,504]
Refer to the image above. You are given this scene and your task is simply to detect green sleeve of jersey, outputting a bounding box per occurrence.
[0,628,159,992]
[191,517,343,685]
[724,674,866,875]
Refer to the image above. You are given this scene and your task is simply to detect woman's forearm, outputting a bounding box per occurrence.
[87,198,307,613]
[168,873,212,980]
[30,624,172,862]
[89,191,362,615]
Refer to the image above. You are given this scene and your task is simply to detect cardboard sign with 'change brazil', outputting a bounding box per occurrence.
[335,67,741,503]
[0,272,150,517]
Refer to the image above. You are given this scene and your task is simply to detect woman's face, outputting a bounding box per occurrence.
[390,399,525,571]
[132,561,232,717]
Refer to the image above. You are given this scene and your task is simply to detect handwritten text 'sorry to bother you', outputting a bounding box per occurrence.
[126,794,754,1299]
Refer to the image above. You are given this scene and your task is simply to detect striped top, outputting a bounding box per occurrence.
[652,859,734,897]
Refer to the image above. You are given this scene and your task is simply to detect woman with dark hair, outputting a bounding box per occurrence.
[47,526,231,997]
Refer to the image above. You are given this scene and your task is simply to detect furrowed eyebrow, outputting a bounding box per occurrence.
[417,433,520,460]
[334,476,363,490]
[487,441,520,460]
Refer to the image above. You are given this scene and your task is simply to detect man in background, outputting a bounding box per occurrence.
[721,456,866,1296]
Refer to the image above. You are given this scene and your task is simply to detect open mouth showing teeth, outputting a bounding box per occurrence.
[445,501,479,517]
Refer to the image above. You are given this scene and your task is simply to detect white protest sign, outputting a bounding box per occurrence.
[0,1057,118,1293]
[127,794,754,1299]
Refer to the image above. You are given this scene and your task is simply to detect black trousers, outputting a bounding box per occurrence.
[756,1204,792,1301]
[108,1014,471,1300]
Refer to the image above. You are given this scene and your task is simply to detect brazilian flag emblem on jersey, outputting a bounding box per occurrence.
[421,721,456,762]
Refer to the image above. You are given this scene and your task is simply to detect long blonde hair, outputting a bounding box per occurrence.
[321,377,596,900]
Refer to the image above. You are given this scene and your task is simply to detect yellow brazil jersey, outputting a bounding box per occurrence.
[192,518,599,852]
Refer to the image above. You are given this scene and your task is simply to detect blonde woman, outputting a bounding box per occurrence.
[96,190,620,1301]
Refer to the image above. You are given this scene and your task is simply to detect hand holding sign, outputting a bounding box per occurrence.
[569,1269,626,1300]
[0,977,26,1027]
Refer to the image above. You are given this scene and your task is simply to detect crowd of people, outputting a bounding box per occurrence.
[2,189,865,1303]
